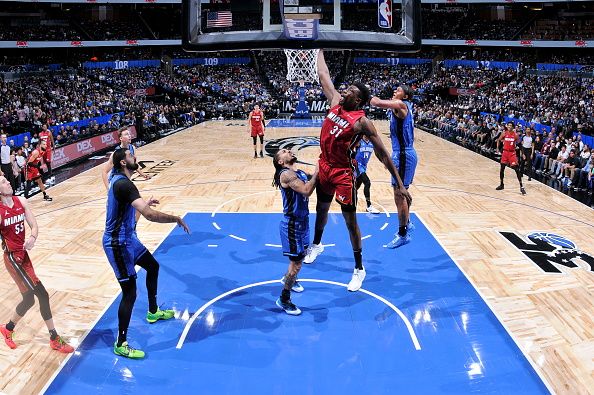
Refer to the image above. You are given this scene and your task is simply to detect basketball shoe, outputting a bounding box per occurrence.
[50,336,74,353]
[366,205,381,214]
[276,298,302,316]
[303,244,324,264]
[113,341,145,359]
[347,267,366,292]
[0,325,16,349]
[386,234,411,249]
[146,309,175,323]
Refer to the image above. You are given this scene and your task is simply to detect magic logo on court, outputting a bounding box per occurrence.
[500,231,594,274]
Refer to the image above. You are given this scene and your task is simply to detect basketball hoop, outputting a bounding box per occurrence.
[284,49,320,83]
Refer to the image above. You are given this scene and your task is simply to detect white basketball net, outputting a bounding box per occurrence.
[284,49,320,83]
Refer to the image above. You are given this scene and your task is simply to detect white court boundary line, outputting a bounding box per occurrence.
[211,192,394,246]
[414,213,556,395]
[176,278,421,351]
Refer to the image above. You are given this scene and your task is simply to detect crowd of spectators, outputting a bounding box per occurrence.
[522,18,594,41]
[1,45,593,204]
[416,106,593,195]
[0,22,83,41]
[421,8,529,40]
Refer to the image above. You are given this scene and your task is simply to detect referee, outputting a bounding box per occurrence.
[0,134,15,193]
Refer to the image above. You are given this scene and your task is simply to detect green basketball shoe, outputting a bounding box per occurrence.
[146,309,175,323]
[113,341,145,359]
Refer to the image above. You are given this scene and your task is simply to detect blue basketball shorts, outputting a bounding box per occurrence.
[103,233,149,282]
[391,148,418,189]
[279,216,310,261]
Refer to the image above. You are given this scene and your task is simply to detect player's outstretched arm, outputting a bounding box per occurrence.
[356,117,412,205]
[370,96,408,118]
[102,153,115,189]
[131,198,191,234]
[280,168,318,197]
[18,197,39,250]
[317,50,340,107]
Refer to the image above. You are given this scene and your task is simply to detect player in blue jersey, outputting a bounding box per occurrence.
[370,85,417,248]
[272,148,318,315]
[355,135,381,214]
[103,149,190,359]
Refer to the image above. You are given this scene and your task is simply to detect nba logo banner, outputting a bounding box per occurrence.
[378,0,392,29]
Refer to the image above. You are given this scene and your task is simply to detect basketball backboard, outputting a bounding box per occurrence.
[182,0,421,52]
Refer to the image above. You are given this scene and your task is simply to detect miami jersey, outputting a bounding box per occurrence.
[502,131,518,151]
[250,111,264,130]
[39,130,53,148]
[0,197,26,252]
[320,105,365,168]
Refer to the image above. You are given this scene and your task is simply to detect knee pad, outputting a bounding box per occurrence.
[33,284,52,321]
[33,283,49,300]
[16,291,35,316]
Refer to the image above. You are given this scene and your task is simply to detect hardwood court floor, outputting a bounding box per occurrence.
[0,121,592,394]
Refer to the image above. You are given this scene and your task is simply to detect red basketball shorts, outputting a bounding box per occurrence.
[26,166,41,181]
[501,150,518,166]
[4,251,41,293]
[318,159,356,206]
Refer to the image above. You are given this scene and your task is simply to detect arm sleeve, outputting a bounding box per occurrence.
[113,178,141,205]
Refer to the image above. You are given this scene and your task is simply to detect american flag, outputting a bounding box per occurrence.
[207,11,232,28]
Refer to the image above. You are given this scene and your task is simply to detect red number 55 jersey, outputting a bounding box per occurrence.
[0,197,26,253]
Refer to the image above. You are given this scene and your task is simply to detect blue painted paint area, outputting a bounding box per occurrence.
[45,213,549,395]
[267,119,324,128]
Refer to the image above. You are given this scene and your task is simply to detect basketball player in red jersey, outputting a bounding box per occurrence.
[25,140,52,201]
[496,122,526,195]
[304,50,412,291]
[38,124,55,184]
[247,104,266,158]
[0,176,74,353]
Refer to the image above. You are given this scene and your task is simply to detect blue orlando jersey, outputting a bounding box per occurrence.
[104,173,136,244]
[355,139,374,175]
[280,169,310,219]
[389,101,415,152]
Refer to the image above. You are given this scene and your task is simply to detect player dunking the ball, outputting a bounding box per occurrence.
[247,104,266,158]
[272,149,318,315]
[304,50,411,291]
